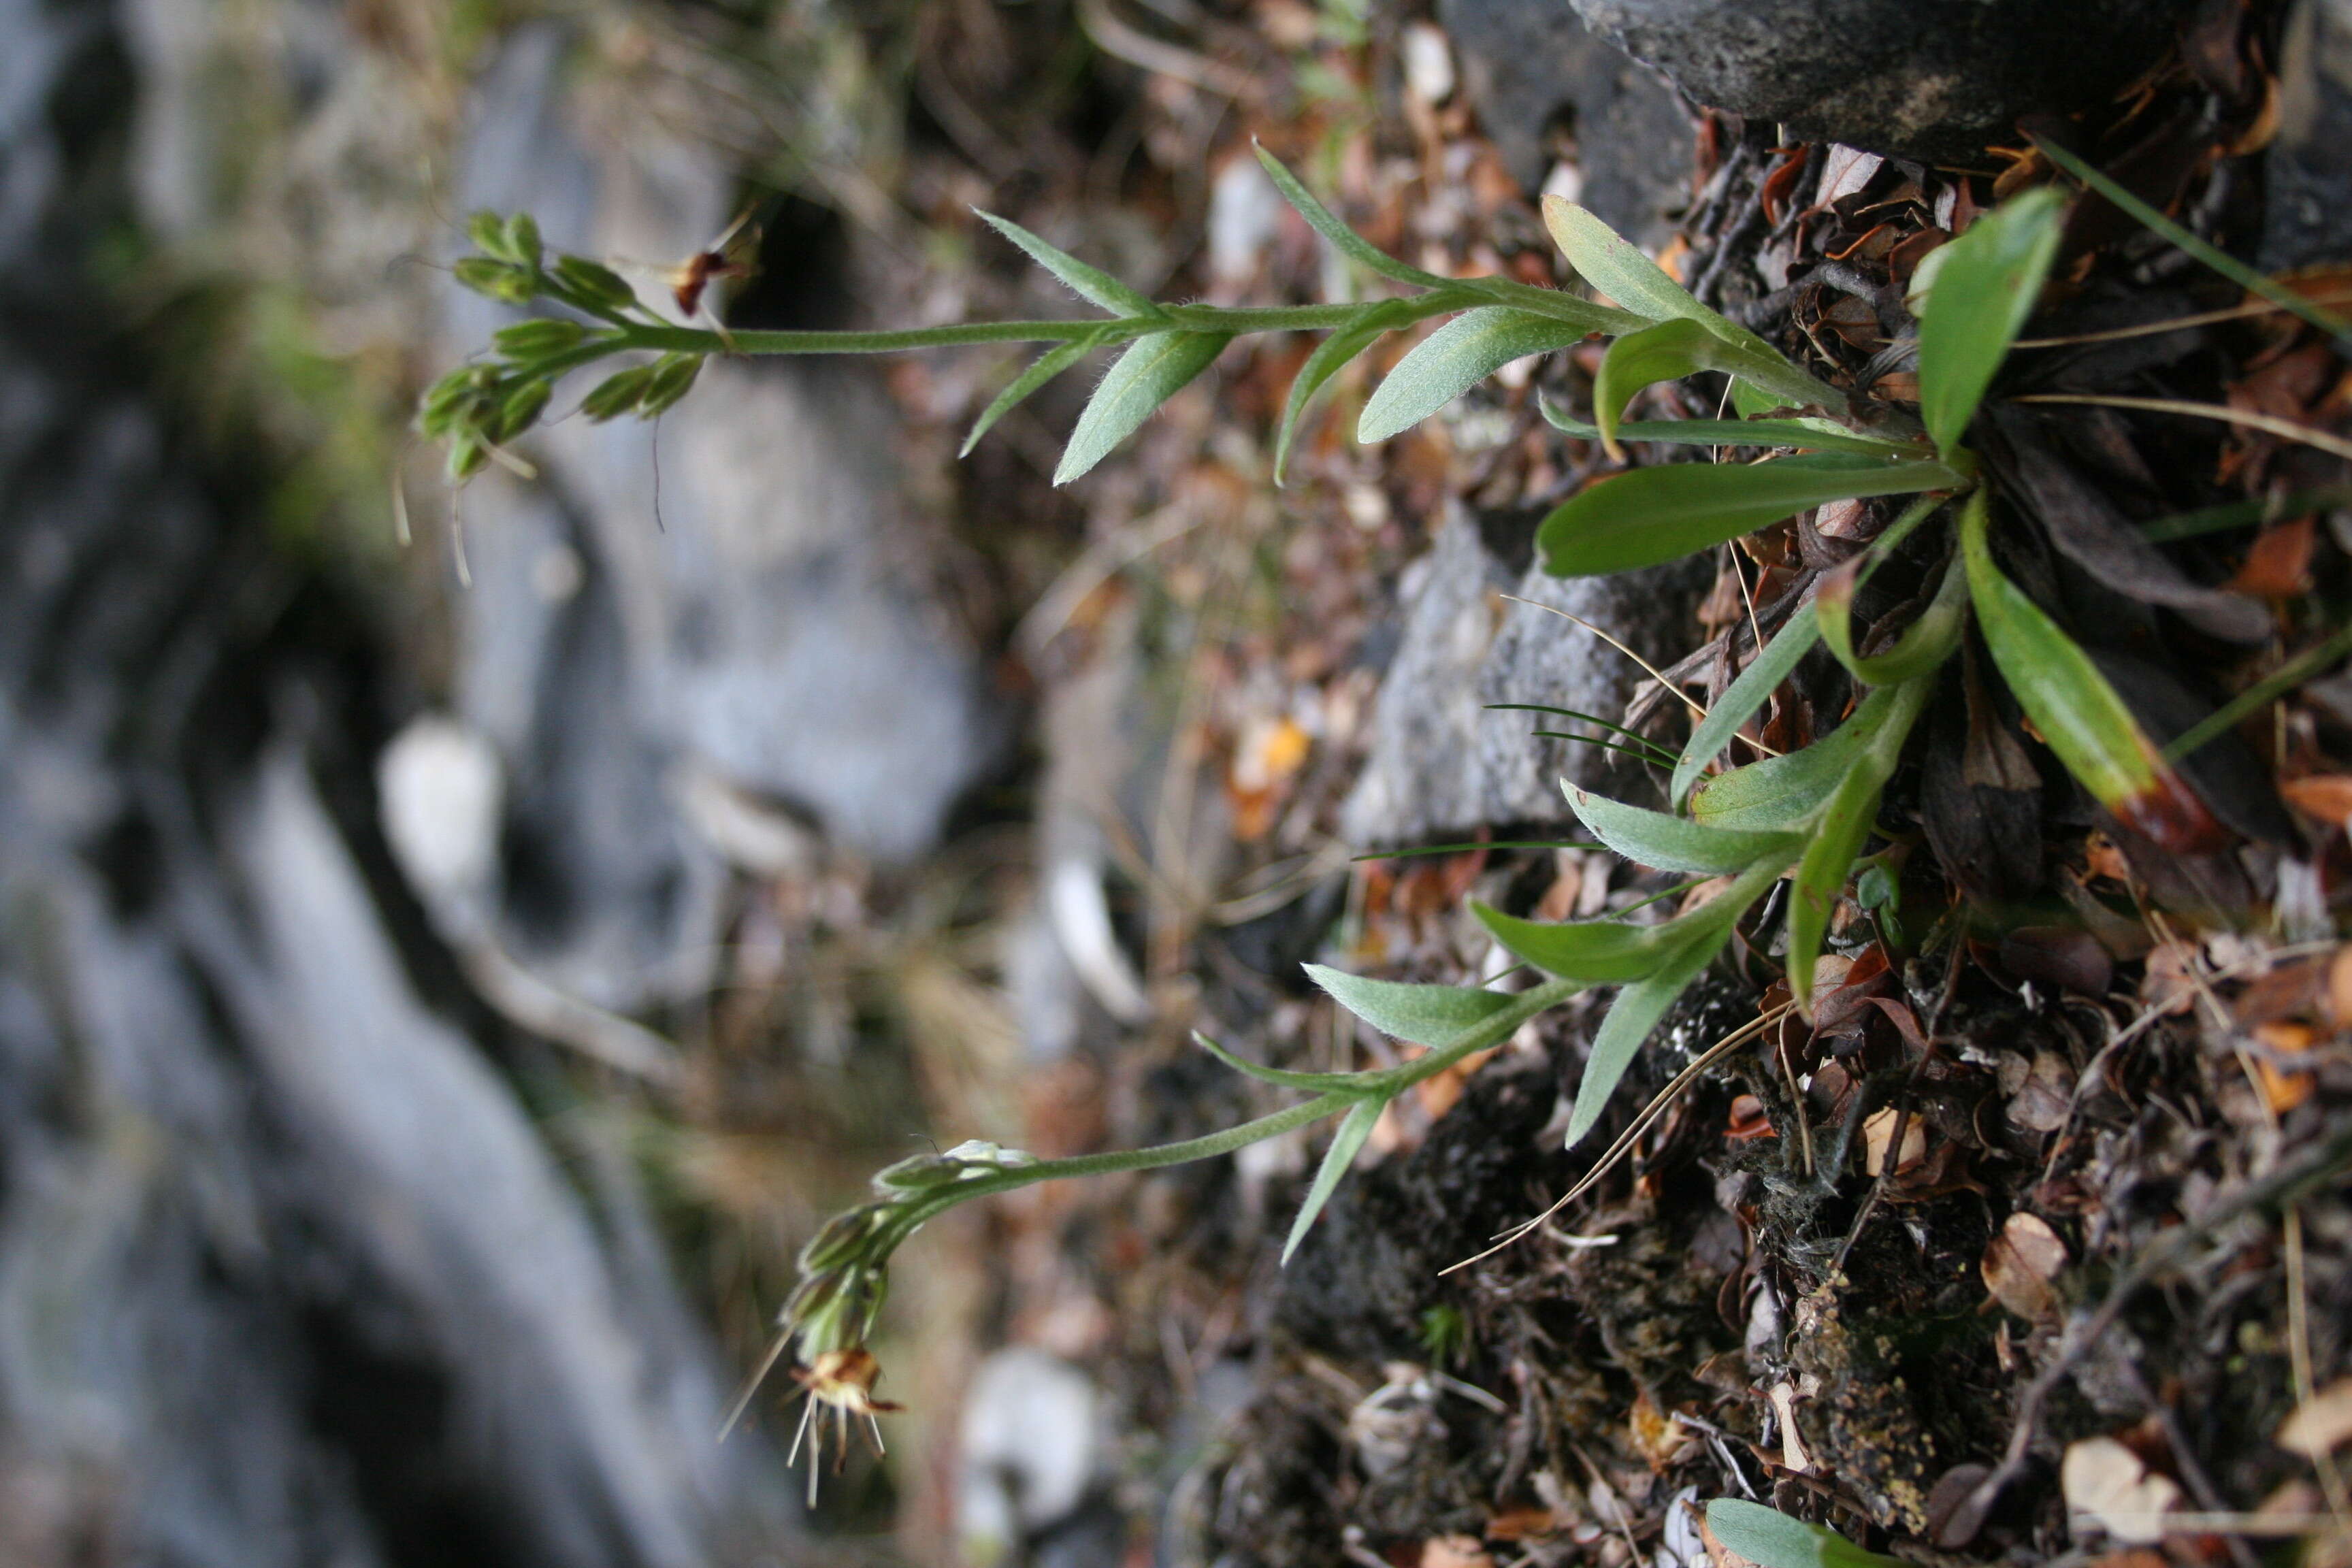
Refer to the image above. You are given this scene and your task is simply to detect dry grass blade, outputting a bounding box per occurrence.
[2013,392,2352,463]
[1501,594,1710,719]
[2012,290,2352,348]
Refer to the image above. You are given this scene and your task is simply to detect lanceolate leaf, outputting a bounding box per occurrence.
[1056,331,1232,484]
[1471,904,1681,983]
[1275,299,1422,483]
[1558,862,1780,1149]
[1537,455,1959,578]
[1816,550,1969,686]
[1786,674,1932,1013]
[1541,199,1809,369]
[1592,318,1848,457]
[1914,185,2065,456]
[1959,492,2208,840]
[1254,143,1449,289]
[1540,396,1924,459]
[1192,1030,1386,1092]
[1359,307,1599,442]
[1705,1501,1906,1568]
[962,327,1111,456]
[1565,785,1803,874]
[1671,608,1820,806]
[1282,1097,1383,1262]
[977,210,1164,319]
[1304,966,1524,1047]
[1690,680,1914,830]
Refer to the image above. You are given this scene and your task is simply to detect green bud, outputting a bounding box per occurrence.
[466,210,510,259]
[490,377,552,442]
[492,318,588,360]
[445,436,489,483]
[503,212,542,270]
[638,353,703,417]
[551,255,637,313]
[580,365,655,421]
[454,257,536,304]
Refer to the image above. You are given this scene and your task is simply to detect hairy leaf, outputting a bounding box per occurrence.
[1282,1098,1384,1262]
[1959,492,2210,842]
[1541,199,1814,374]
[1304,966,1524,1047]
[1359,307,1597,443]
[963,327,1111,457]
[1254,144,1448,288]
[1592,318,1849,457]
[1671,608,1820,806]
[1690,680,1915,830]
[1558,863,1779,1148]
[1566,785,1803,874]
[1193,1031,1386,1092]
[1787,674,1931,1013]
[1275,299,1422,482]
[1056,331,1232,485]
[977,210,1163,319]
[1914,186,2065,455]
[1705,1501,1905,1568]
[1471,904,1680,983]
[1537,455,1959,577]
[1817,550,1968,685]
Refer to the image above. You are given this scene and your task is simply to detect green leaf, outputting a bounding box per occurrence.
[1817,549,1968,686]
[962,327,1111,457]
[1193,1031,1384,1092]
[1705,1501,1906,1568]
[1786,674,1931,1013]
[1558,862,1779,1148]
[1303,967,1525,1047]
[1591,318,1850,459]
[1671,610,1820,806]
[1565,785,1803,875]
[1056,330,1233,484]
[1254,143,1448,288]
[977,210,1164,320]
[1537,455,1959,578]
[1959,491,2189,824]
[1275,299,1420,482]
[1731,379,1783,419]
[1539,395,1923,458]
[1690,680,1914,830]
[1542,197,1842,410]
[1358,306,1596,443]
[1282,1097,1384,1262]
[1472,904,1680,983]
[1914,186,2065,456]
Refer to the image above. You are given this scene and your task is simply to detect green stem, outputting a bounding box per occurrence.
[880,973,1580,1240]
[2031,133,2352,355]
[2164,618,2352,762]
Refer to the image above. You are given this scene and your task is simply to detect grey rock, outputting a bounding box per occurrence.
[1567,0,2196,160]
[1342,504,1709,845]
[0,4,794,1558]
[443,27,1001,1009]
[2262,0,2352,272]
[1438,0,1695,244]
